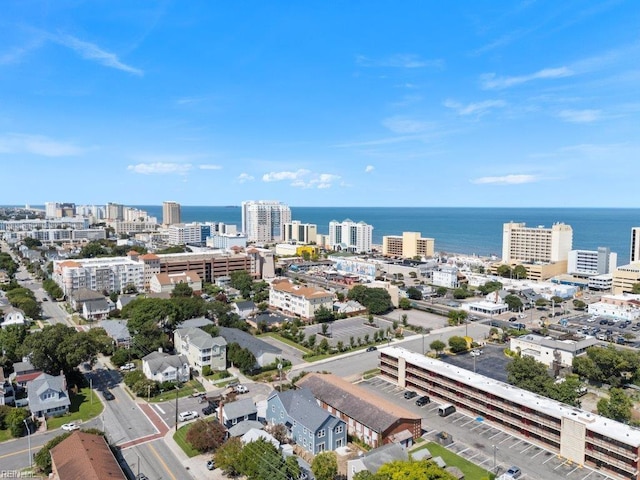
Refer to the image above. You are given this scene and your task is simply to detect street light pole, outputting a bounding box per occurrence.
[23,419,32,471]
[493,444,498,473]
[175,386,179,432]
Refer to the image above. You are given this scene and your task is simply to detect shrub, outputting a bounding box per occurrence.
[35,433,71,474]
[202,365,212,377]
[186,419,227,453]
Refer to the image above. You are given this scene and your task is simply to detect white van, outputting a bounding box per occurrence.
[178,411,199,422]
[438,404,456,417]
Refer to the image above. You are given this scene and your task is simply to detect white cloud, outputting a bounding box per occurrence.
[443,99,506,116]
[356,54,443,69]
[480,67,573,89]
[557,109,601,123]
[262,169,341,189]
[199,164,222,170]
[365,165,375,173]
[51,33,143,76]
[382,116,432,134]
[237,173,255,183]
[0,133,86,156]
[127,162,192,175]
[471,174,539,185]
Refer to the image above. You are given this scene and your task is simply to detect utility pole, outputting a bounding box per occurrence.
[175,386,179,432]
[23,419,32,471]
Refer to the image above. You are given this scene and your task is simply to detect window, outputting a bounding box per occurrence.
[336,425,344,434]
[303,427,308,435]
[317,443,325,452]
[318,429,326,438]
[271,405,275,412]
[280,411,284,419]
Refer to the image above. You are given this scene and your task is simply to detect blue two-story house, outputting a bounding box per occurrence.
[267,387,347,454]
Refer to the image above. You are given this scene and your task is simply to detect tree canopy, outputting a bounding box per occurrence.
[354,459,457,480]
[406,287,423,300]
[507,356,581,407]
[504,294,523,311]
[597,388,633,423]
[347,285,393,315]
[311,451,338,480]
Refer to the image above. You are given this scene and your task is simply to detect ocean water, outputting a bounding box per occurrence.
[136,206,640,265]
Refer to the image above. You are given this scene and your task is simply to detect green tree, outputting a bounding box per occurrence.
[215,437,244,476]
[377,459,457,480]
[347,285,393,314]
[504,294,523,311]
[311,451,338,480]
[110,348,131,367]
[632,283,640,294]
[546,375,582,407]
[430,340,446,356]
[186,419,227,452]
[229,270,254,298]
[0,252,19,277]
[447,309,468,326]
[573,299,587,310]
[496,264,512,278]
[227,342,257,372]
[448,335,468,353]
[435,287,448,297]
[0,324,28,361]
[506,355,552,396]
[406,287,423,300]
[5,407,29,438]
[34,432,72,474]
[598,388,633,423]
[314,305,335,323]
[171,282,194,298]
[399,297,412,310]
[513,264,527,279]
[78,241,108,258]
[535,298,548,308]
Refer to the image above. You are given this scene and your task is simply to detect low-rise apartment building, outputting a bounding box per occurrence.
[380,346,640,480]
[269,278,334,320]
[382,231,435,259]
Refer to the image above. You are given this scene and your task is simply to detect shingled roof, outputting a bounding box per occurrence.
[50,431,127,479]
[297,373,420,433]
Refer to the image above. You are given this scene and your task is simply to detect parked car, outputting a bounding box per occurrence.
[403,390,417,399]
[470,349,482,357]
[119,363,135,371]
[202,404,216,416]
[506,466,522,478]
[178,411,199,422]
[136,475,149,480]
[207,460,215,471]
[366,346,377,352]
[415,395,430,406]
[62,422,79,431]
[235,385,249,394]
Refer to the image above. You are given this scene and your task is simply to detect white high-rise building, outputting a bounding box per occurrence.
[328,218,373,253]
[283,221,317,244]
[568,247,617,276]
[45,202,58,219]
[502,222,573,264]
[241,201,291,243]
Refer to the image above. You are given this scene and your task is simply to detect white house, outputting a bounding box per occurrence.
[588,293,640,321]
[149,271,202,295]
[173,327,227,372]
[141,351,190,383]
[432,266,459,288]
[1,307,27,328]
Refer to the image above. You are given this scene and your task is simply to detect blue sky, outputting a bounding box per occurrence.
[1,1,638,207]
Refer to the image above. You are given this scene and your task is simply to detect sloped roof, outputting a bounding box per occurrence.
[142,351,188,374]
[223,397,257,421]
[268,387,342,432]
[27,372,70,413]
[51,431,127,479]
[271,278,333,300]
[99,320,131,341]
[140,253,160,260]
[153,271,201,286]
[228,420,264,437]
[175,327,226,350]
[218,327,281,358]
[361,443,408,472]
[83,298,111,313]
[297,373,420,433]
[70,288,105,302]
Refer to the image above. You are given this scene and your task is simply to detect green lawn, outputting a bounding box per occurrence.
[414,442,495,480]
[47,387,104,430]
[0,429,12,442]
[173,424,200,458]
[150,379,205,403]
[258,332,312,354]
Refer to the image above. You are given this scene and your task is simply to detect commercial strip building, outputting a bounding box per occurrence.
[379,346,640,480]
[382,231,435,259]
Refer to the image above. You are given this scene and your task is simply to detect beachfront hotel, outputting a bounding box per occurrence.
[380,346,640,480]
[382,231,435,259]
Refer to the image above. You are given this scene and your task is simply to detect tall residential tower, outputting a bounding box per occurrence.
[162,201,181,226]
[241,200,291,243]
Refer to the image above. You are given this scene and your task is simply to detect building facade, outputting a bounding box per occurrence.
[269,278,334,319]
[241,200,292,243]
[174,327,227,372]
[568,247,617,277]
[502,222,573,264]
[382,232,435,259]
[631,228,640,264]
[162,201,181,226]
[329,219,373,253]
[612,263,640,295]
[283,221,318,244]
[380,346,640,480]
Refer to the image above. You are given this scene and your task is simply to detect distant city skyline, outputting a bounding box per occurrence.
[1,2,638,207]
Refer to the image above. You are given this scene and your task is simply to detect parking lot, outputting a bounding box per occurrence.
[357,376,617,480]
[302,316,406,347]
[439,343,511,383]
[568,313,640,347]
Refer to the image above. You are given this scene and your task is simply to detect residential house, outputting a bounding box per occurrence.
[50,431,127,480]
[218,327,282,368]
[0,369,15,406]
[10,359,42,388]
[116,294,137,311]
[347,443,408,480]
[266,387,347,455]
[297,373,421,449]
[333,300,366,316]
[82,297,113,322]
[174,327,227,372]
[269,278,334,320]
[149,271,202,295]
[1,306,27,327]
[69,288,106,312]
[241,428,279,448]
[27,372,71,418]
[221,397,258,428]
[249,311,290,330]
[141,351,190,383]
[233,300,256,319]
[228,420,265,438]
[98,319,131,348]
